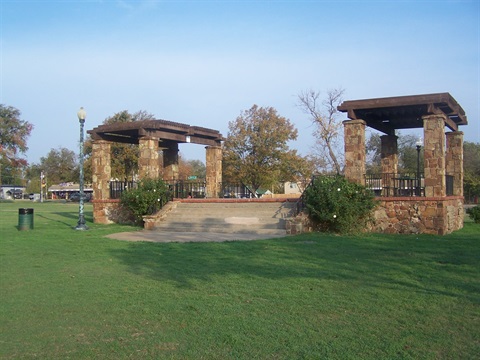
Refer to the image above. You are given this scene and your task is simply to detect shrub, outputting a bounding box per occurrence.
[303,175,378,234]
[466,205,480,223]
[120,178,171,225]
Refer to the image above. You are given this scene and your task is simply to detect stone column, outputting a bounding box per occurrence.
[91,140,112,224]
[423,114,446,197]
[138,137,159,179]
[446,131,464,197]
[380,135,398,196]
[343,120,366,185]
[91,140,111,201]
[163,142,179,181]
[205,145,222,198]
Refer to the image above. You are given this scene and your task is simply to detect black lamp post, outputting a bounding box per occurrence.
[75,107,88,230]
[416,138,422,196]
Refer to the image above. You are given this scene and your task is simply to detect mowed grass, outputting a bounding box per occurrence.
[0,201,479,359]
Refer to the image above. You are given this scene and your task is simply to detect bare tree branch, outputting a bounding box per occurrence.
[297,88,345,174]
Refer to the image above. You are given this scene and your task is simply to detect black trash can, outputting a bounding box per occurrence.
[18,208,34,230]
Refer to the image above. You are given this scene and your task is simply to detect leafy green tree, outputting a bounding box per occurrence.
[36,147,79,185]
[0,105,33,184]
[188,159,206,179]
[464,141,480,203]
[25,163,42,193]
[398,134,423,173]
[179,158,206,180]
[0,156,26,185]
[366,132,382,173]
[223,105,311,195]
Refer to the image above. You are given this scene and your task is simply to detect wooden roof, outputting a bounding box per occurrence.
[337,93,467,135]
[88,119,223,147]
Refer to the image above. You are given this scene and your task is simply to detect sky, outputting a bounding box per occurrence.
[1,0,479,165]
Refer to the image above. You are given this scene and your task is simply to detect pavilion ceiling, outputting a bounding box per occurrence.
[337,93,467,135]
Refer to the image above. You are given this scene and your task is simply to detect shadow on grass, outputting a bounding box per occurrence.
[35,211,94,228]
[109,227,480,302]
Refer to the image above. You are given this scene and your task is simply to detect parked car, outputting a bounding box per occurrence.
[29,193,40,201]
[69,193,91,202]
[12,189,23,199]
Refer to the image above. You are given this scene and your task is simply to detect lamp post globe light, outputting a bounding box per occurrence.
[75,107,88,230]
[416,137,423,196]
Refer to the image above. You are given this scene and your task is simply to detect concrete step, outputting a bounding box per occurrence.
[155,218,287,229]
[154,223,287,235]
[165,209,292,218]
[152,200,294,235]
[170,203,294,213]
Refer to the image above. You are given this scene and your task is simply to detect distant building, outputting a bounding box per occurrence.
[48,182,93,199]
[284,182,304,195]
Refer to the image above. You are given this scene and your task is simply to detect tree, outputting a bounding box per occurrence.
[223,105,310,195]
[365,132,382,173]
[25,163,42,193]
[297,88,345,174]
[37,147,79,185]
[366,133,423,173]
[464,141,480,203]
[0,105,33,184]
[178,157,206,180]
[188,159,206,179]
[0,156,27,186]
[397,134,423,173]
[85,110,155,181]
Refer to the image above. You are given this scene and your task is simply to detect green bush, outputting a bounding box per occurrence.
[303,175,378,234]
[120,178,171,225]
[466,205,480,223]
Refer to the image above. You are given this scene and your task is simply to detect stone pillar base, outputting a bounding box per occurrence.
[92,200,122,224]
[372,196,464,235]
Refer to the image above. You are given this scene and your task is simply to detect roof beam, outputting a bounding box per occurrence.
[427,103,459,131]
[88,119,223,147]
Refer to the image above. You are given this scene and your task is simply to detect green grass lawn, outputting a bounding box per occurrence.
[1,201,479,359]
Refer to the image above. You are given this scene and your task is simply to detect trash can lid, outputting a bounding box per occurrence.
[18,208,34,214]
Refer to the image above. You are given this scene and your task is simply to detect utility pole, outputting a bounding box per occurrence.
[40,171,45,202]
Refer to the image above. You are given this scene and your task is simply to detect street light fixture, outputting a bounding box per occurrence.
[416,137,423,196]
[75,107,88,230]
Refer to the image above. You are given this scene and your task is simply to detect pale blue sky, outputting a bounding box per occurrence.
[1,0,479,164]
